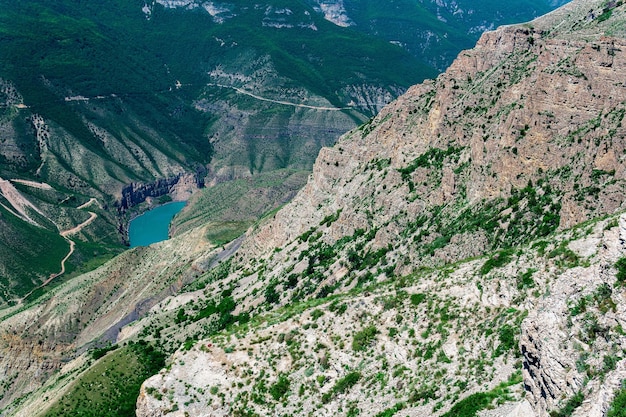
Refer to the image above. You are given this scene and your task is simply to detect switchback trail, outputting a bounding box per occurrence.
[20,204,99,302]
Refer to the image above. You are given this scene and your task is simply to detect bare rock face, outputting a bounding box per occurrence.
[239,0,626,272]
[520,215,626,417]
[132,3,626,417]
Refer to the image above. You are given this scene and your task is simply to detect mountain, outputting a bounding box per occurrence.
[305,0,571,71]
[0,0,565,302]
[2,0,626,416]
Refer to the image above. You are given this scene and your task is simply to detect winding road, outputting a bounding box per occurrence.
[19,201,99,302]
[208,83,354,111]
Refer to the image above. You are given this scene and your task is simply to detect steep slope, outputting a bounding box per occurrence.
[0,0,414,299]
[0,0,565,298]
[135,216,626,417]
[3,0,626,416]
[0,225,220,414]
[127,0,626,416]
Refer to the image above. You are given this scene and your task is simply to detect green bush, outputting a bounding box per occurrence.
[270,374,290,401]
[321,371,361,404]
[352,325,379,351]
[494,324,517,357]
[615,257,626,284]
[410,293,427,306]
[608,381,626,417]
[480,249,514,275]
[549,391,584,417]
[334,371,361,394]
[442,392,492,417]
[91,344,119,360]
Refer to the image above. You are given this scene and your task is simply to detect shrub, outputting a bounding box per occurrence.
[608,381,626,417]
[494,324,517,357]
[549,391,584,417]
[334,371,361,394]
[480,249,513,275]
[442,392,492,417]
[410,293,426,306]
[352,325,378,351]
[91,344,119,360]
[270,374,290,401]
[615,257,626,284]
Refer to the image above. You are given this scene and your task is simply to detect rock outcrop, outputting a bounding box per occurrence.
[4,1,626,417]
[134,1,626,416]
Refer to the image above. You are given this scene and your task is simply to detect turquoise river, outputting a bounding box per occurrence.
[128,201,186,247]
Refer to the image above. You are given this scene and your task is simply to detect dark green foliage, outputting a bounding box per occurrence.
[175,294,244,333]
[329,301,348,315]
[480,249,514,275]
[442,392,492,417]
[348,245,390,272]
[398,146,465,178]
[580,313,608,343]
[265,282,280,305]
[548,244,580,268]
[322,371,362,403]
[594,283,616,314]
[409,384,438,403]
[410,293,427,306]
[175,308,188,324]
[442,372,522,417]
[334,372,362,393]
[311,309,324,320]
[270,374,290,401]
[517,268,536,289]
[352,325,379,351]
[569,296,588,316]
[320,210,342,227]
[615,257,626,284]
[494,324,517,357]
[299,228,318,243]
[608,381,626,417]
[91,344,119,360]
[597,8,613,22]
[549,392,584,417]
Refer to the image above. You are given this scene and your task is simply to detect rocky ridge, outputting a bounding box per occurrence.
[131,0,626,416]
[3,0,626,416]
[135,213,626,417]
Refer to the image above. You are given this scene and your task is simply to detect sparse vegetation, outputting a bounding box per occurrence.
[549,391,584,417]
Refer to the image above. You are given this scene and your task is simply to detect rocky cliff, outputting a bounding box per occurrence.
[3,1,626,417]
[132,0,626,416]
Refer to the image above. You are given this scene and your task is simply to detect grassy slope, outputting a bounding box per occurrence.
[172,169,310,241]
[41,341,165,417]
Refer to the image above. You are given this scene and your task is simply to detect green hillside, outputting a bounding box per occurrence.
[0,0,567,303]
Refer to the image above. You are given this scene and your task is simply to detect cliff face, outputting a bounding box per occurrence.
[117,172,205,212]
[5,1,626,416]
[133,1,626,416]
[242,1,626,264]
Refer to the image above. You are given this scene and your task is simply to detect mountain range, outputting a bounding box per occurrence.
[5,0,626,416]
[0,0,567,302]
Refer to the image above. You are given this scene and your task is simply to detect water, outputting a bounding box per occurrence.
[128,201,186,247]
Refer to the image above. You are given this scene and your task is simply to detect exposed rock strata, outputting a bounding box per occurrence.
[136,1,626,416]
